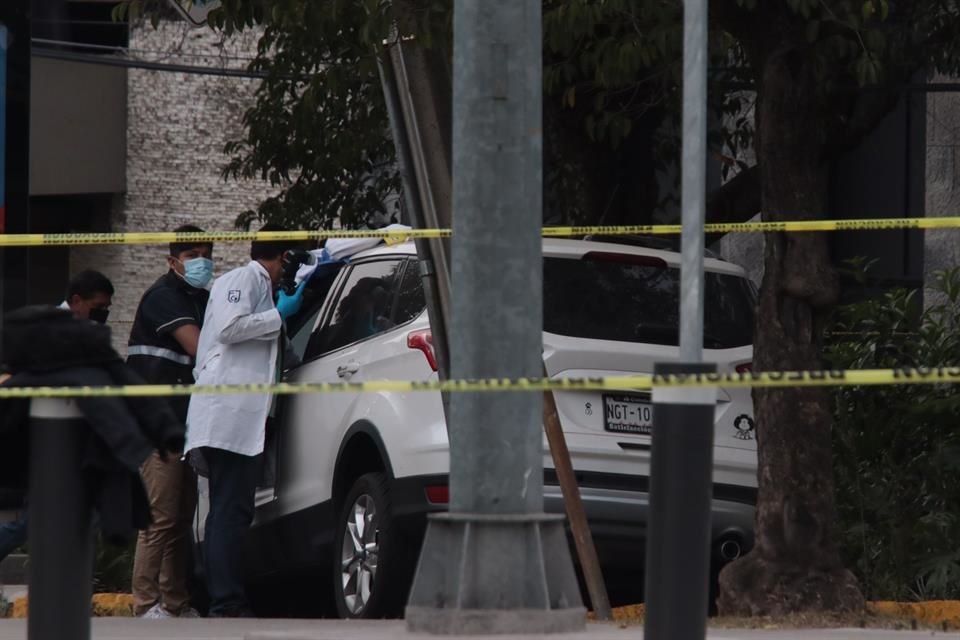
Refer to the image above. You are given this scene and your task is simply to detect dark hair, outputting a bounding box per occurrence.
[250,222,296,261]
[65,270,114,301]
[170,224,213,258]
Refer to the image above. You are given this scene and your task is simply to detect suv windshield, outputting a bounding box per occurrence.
[543,253,755,349]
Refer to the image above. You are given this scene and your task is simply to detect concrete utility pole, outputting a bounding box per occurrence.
[404,1,584,634]
[644,0,717,639]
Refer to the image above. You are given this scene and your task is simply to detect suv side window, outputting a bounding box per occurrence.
[286,266,344,363]
[394,259,427,325]
[304,259,404,360]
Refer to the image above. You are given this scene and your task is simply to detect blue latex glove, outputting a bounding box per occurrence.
[276,280,307,321]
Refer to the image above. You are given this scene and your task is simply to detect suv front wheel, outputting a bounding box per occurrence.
[332,472,411,618]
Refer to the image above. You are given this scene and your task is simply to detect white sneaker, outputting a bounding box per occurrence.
[140,603,174,619]
[177,607,201,618]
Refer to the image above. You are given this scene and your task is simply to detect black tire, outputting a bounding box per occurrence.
[332,472,413,619]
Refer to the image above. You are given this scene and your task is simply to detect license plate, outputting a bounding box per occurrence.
[603,394,653,435]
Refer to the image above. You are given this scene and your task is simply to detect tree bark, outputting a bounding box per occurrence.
[716,48,864,616]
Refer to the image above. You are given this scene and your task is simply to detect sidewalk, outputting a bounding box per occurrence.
[0,619,956,640]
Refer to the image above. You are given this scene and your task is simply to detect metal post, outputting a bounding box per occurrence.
[377,8,456,422]
[405,0,584,633]
[679,0,708,362]
[644,1,715,639]
[376,50,453,386]
[28,398,93,640]
[644,363,715,640]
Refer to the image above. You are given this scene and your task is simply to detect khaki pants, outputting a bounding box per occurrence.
[132,451,198,616]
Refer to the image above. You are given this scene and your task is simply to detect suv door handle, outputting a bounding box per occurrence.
[337,362,360,378]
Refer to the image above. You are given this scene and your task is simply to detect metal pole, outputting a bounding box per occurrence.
[679,0,708,362]
[645,1,715,639]
[405,0,583,633]
[28,398,93,640]
[385,36,455,320]
[376,50,453,387]
[378,6,456,422]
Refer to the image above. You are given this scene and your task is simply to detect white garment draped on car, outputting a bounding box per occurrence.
[294,224,413,285]
[185,260,282,458]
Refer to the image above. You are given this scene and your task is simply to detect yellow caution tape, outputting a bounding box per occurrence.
[0,228,449,247]
[547,216,960,236]
[0,216,958,247]
[1,367,959,399]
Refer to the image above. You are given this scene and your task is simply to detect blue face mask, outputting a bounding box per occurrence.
[181,257,214,289]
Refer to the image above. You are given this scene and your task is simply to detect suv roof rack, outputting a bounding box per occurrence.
[582,234,724,260]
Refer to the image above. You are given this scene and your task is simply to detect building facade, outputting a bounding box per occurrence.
[29,7,275,353]
[72,20,273,352]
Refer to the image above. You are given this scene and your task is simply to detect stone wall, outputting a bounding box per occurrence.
[924,74,960,304]
[717,79,960,300]
[70,21,275,354]
[714,213,764,289]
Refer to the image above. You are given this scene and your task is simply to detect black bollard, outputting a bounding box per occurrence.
[28,397,93,640]
[644,362,716,640]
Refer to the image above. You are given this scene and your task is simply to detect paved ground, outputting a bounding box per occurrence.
[0,619,957,640]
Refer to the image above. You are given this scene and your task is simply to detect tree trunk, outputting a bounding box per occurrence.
[716,49,865,616]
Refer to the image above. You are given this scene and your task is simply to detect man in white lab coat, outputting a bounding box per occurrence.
[184,224,305,617]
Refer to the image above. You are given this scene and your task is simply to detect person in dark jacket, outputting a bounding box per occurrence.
[59,270,114,323]
[0,272,115,562]
[0,304,184,548]
[127,225,213,619]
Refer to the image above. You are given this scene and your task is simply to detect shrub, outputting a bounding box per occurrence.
[93,535,135,594]
[825,267,960,601]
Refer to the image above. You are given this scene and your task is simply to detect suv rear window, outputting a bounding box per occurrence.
[543,253,755,349]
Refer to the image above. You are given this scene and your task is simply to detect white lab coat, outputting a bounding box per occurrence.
[184,261,282,457]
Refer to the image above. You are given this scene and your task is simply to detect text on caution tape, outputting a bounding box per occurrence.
[1,366,960,398]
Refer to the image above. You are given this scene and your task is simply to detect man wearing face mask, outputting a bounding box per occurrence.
[127,224,214,619]
[59,269,115,323]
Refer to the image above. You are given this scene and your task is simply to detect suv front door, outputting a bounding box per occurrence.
[273,257,408,516]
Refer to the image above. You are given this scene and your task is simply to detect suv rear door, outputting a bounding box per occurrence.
[541,249,757,478]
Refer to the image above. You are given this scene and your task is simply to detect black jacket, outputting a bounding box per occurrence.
[127,271,209,420]
[0,305,186,544]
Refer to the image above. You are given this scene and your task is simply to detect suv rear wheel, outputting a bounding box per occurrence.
[332,472,410,618]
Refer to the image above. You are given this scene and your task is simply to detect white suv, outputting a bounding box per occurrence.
[195,238,758,618]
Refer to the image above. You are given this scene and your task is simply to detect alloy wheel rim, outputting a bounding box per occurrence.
[339,494,379,615]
